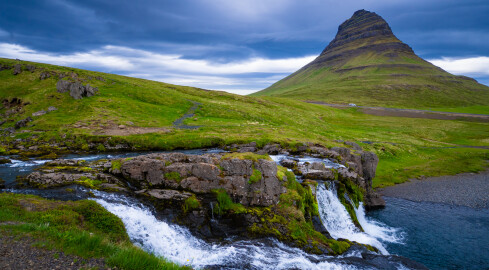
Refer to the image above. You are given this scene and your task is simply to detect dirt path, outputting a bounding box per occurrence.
[173,100,202,129]
[306,101,489,122]
[379,170,489,208]
[0,234,108,270]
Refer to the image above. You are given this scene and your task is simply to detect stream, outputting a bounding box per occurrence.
[1,151,488,269]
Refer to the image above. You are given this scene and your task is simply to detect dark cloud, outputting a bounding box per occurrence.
[1,0,488,91]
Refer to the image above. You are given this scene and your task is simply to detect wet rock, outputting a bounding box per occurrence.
[12,64,22,75]
[360,252,429,270]
[0,158,11,164]
[280,159,297,169]
[32,110,46,117]
[312,216,331,238]
[262,143,283,155]
[0,178,4,189]
[15,117,32,129]
[364,191,385,210]
[147,189,193,201]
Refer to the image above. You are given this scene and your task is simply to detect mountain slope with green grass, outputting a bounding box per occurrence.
[252,10,489,111]
[0,57,488,187]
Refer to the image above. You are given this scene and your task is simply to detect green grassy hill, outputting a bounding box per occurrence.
[0,57,488,187]
[252,10,489,112]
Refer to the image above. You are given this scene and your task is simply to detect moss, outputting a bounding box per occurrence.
[72,200,128,241]
[111,160,122,171]
[164,172,182,183]
[182,196,201,213]
[222,152,272,162]
[276,166,289,181]
[213,189,246,215]
[96,144,106,152]
[75,177,102,189]
[248,168,262,184]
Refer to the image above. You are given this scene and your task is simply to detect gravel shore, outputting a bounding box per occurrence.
[379,170,489,208]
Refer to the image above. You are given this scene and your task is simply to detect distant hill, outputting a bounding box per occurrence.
[252,9,489,109]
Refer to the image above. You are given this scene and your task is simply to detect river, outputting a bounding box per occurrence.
[1,152,488,269]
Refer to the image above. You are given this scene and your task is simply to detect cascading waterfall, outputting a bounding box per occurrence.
[316,183,402,255]
[92,191,356,270]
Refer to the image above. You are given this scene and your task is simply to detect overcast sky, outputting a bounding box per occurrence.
[1,0,488,94]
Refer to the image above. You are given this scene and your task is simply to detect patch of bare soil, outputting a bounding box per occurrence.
[0,235,109,270]
[70,120,171,136]
[93,126,171,136]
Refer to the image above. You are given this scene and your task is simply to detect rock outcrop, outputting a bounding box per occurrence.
[118,152,286,207]
[15,117,32,129]
[56,79,98,99]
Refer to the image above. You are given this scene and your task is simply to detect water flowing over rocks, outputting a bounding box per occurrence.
[14,141,389,257]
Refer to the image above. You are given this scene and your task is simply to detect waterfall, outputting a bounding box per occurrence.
[355,202,403,244]
[92,191,356,270]
[316,183,398,254]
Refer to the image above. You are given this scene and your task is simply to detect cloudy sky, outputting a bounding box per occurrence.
[1,0,488,94]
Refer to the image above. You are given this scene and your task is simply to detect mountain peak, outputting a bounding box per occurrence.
[253,10,489,108]
[322,9,400,55]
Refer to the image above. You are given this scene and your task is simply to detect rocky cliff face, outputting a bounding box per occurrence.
[17,142,384,255]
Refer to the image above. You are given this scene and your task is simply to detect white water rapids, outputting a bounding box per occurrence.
[316,183,403,255]
[93,191,357,270]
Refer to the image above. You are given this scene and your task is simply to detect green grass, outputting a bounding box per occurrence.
[248,168,262,184]
[0,58,488,188]
[0,193,187,269]
[252,46,489,110]
[213,189,246,215]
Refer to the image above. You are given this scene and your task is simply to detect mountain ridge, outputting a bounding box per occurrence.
[252,10,489,109]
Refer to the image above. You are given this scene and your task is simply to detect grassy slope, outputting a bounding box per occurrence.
[0,193,187,269]
[252,48,489,113]
[0,58,488,187]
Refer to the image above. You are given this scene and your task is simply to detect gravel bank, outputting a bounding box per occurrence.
[0,234,108,270]
[379,170,489,208]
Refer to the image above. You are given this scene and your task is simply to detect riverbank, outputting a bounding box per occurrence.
[379,170,489,208]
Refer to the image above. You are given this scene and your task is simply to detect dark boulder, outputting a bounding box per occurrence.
[15,117,32,129]
[25,65,36,72]
[0,158,12,164]
[0,64,12,71]
[361,151,379,181]
[12,64,22,75]
[56,80,71,93]
[56,79,99,99]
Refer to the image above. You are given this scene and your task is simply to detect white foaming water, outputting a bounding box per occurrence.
[270,155,345,169]
[92,191,357,270]
[355,203,404,245]
[316,184,398,255]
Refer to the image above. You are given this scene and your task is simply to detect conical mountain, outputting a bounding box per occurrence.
[252,10,489,109]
